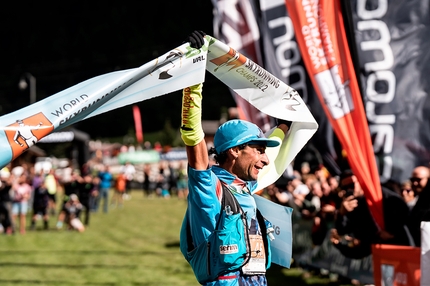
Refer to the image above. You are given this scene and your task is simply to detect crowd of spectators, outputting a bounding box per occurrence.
[265,161,430,259]
[0,143,429,265]
[0,153,189,235]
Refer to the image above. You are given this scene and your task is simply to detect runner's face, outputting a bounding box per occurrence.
[232,144,268,181]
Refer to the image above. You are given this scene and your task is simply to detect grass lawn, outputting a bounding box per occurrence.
[0,190,354,286]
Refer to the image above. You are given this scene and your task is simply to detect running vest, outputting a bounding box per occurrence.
[180,182,271,284]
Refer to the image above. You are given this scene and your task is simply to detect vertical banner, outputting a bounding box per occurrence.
[257,0,341,175]
[132,105,143,144]
[349,0,430,183]
[372,244,420,286]
[211,0,272,131]
[285,0,384,228]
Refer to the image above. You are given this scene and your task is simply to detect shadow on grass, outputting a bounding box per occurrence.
[165,241,180,248]
[267,264,355,286]
[267,264,312,286]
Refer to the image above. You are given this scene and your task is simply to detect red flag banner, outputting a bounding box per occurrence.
[285,0,384,228]
[132,105,143,144]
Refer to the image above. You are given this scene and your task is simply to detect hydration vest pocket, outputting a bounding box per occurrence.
[213,211,247,267]
[187,210,247,284]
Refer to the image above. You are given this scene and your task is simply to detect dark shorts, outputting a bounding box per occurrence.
[33,206,48,216]
[47,193,56,202]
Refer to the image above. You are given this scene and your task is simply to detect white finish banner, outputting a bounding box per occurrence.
[0,35,318,189]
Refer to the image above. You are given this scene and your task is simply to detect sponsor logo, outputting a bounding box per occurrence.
[4,113,54,160]
[219,244,239,255]
[193,55,205,63]
[282,90,302,111]
[149,51,184,80]
[210,48,246,72]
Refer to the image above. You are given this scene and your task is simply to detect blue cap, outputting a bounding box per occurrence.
[214,120,280,154]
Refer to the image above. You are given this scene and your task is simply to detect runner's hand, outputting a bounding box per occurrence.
[276,118,292,128]
[185,30,206,49]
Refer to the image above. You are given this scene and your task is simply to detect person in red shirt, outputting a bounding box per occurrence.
[112,172,126,208]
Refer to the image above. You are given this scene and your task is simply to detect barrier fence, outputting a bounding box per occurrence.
[291,217,423,285]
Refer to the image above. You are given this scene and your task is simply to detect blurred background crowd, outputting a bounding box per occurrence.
[1,139,428,256]
[0,142,190,235]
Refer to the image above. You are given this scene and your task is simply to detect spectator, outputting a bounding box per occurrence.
[78,174,94,226]
[111,171,126,208]
[302,173,318,191]
[57,170,81,229]
[289,175,310,209]
[31,169,44,192]
[311,180,338,245]
[314,165,329,184]
[379,183,411,246]
[96,165,113,213]
[331,169,411,258]
[168,162,178,196]
[300,161,311,176]
[142,164,151,197]
[406,165,430,246]
[176,161,188,199]
[330,170,378,258]
[89,176,100,212]
[0,169,13,234]
[327,175,339,191]
[44,168,58,215]
[401,180,416,210]
[409,166,428,197]
[63,194,85,232]
[266,177,302,217]
[156,162,170,197]
[121,161,135,199]
[301,180,323,219]
[11,174,32,234]
[30,180,50,230]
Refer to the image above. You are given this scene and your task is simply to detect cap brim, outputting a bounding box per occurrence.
[247,138,280,148]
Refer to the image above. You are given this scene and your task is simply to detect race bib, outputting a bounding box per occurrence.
[242,234,266,275]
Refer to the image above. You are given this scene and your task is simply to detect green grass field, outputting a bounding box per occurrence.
[0,190,354,286]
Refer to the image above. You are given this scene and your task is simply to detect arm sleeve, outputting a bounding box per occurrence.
[180,83,204,146]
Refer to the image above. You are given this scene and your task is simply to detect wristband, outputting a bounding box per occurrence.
[180,83,205,146]
[268,128,285,142]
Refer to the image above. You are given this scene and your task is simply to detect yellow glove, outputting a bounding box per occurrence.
[181,83,204,146]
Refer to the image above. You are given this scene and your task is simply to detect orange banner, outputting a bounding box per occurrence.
[285,0,384,228]
[372,244,420,286]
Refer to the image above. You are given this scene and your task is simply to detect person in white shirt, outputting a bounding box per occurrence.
[121,162,135,199]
